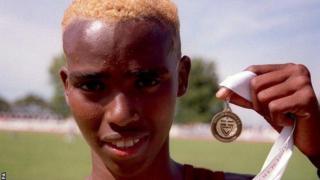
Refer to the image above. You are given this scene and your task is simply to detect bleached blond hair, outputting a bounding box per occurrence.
[62,0,180,33]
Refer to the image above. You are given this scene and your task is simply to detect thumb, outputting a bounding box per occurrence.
[216,87,252,109]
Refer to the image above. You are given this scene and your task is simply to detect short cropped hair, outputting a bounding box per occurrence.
[62,0,181,57]
[62,0,179,32]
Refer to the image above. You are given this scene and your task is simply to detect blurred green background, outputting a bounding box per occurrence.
[0,131,317,180]
[1,1,319,180]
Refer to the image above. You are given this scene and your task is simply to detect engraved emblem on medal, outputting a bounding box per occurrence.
[211,98,242,142]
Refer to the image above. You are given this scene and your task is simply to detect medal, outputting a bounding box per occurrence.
[219,71,295,179]
[211,98,242,142]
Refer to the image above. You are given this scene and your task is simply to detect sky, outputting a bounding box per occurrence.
[0,0,319,125]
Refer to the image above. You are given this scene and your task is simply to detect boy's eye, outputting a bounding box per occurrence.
[136,78,160,88]
[78,81,106,92]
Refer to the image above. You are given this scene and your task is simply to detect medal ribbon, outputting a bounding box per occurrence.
[220,71,295,180]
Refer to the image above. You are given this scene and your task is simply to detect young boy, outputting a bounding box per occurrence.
[60,0,320,179]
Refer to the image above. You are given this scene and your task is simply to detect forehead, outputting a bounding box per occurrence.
[63,18,176,72]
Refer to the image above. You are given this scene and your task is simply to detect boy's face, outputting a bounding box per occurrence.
[61,19,190,176]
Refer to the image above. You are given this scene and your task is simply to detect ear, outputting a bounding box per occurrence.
[177,56,191,97]
[60,66,70,106]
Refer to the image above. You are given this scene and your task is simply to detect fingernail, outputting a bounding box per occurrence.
[216,88,227,98]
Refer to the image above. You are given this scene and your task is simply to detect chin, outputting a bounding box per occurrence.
[106,158,151,178]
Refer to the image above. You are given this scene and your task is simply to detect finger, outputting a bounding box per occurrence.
[255,73,312,122]
[216,87,232,99]
[249,68,293,118]
[245,63,294,75]
[216,87,252,108]
[250,69,290,93]
[256,75,309,105]
[268,94,300,127]
[250,77,264,116]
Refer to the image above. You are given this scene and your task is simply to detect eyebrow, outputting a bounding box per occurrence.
[69,72,110,82]
[68,67,170,81]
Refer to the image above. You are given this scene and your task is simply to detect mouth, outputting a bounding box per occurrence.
[100,132,150,159]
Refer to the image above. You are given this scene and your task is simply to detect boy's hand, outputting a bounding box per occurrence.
[216,63,320,168]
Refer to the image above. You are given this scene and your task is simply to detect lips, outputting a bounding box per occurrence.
[100,132,150,158]
[110,137,141,148]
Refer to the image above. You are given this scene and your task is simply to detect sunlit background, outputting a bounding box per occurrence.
[0,0,319,179]
[1,0,319,125]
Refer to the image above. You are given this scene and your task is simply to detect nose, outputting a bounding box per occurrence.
[105,93,139,127]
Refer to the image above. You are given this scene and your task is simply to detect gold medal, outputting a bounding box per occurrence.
[211,99,242,143]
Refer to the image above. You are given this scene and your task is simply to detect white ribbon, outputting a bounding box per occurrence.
[220,71,295,180]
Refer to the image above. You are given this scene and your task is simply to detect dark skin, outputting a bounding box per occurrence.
[61,18,320,179]
[216,64,320,169]
[61,19,190,180]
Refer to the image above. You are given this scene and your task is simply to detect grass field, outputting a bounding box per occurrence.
[0,131,317,180]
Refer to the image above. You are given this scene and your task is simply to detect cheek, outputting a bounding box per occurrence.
[140,80,177,131]
[68,91,104,137]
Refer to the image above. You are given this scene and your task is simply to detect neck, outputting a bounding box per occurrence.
[88,139,183,180]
